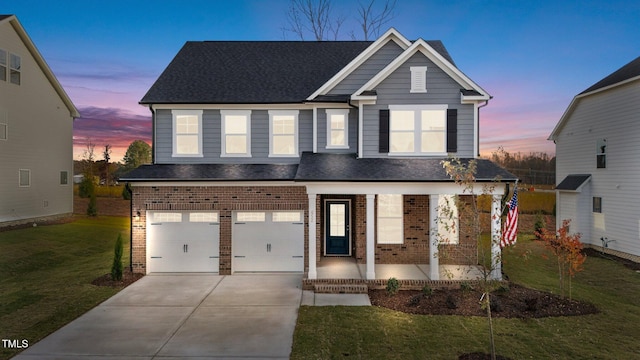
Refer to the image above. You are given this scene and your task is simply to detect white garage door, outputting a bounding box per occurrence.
[147,211,220,273]
[232,211,304,272]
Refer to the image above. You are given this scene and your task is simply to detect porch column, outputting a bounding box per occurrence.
[491,195,502,280]
[308,193,317,279]
[366,194,376,280]
[429,194,439,280]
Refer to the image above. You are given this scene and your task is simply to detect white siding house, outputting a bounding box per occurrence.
[549,55,640,262]
[0,15,79,225]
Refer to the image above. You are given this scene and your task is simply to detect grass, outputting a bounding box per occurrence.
[478,190,556,214]
[291,236,640,359]
[0,216,130,360]
[73,184,125,198]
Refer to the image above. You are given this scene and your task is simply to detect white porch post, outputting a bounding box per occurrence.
[366,194,376,279]
[308,193,317,279]
[491,194,502,280]
[429,194,440,280]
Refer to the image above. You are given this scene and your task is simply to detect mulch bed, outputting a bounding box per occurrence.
[369,283,599,318]
[91,270,144,288]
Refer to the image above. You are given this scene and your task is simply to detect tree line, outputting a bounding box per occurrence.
[487,149,556,185]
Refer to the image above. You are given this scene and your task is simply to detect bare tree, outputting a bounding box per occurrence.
[283,0,344,40]
[355,0,397,40]
[282,0,396,41]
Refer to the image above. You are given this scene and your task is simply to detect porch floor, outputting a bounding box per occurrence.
[316,257,483,281]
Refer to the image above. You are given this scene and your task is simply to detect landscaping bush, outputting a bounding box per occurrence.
[111,234,124,281]
[386,277,400,296]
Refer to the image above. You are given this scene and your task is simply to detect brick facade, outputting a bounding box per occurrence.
[132,186,479,275]
[131,185,308,274]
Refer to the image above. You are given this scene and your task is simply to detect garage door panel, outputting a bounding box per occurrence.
[232,211,304,273]
[147,212,219,273]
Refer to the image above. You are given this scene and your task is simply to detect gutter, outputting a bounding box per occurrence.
[477,98,491,157]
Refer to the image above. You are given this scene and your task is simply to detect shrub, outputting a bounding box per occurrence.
[86,193,98,217]
[422,284,433,296]
[122,185,131,200]
[534,212,546,239]
[111,234,124,281]
[386,277,400,296]
[490,297,502,313]
[460,281,474,292]
[78,176,95,198]
[409,294,423,306]
[446,294,458,309]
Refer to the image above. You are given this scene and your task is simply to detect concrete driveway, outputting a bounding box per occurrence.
[14,273,303,360]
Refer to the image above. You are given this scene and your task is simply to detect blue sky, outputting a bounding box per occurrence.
[4,0,640,160]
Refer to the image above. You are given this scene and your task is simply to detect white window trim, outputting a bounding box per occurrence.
[268,110,299,157]
[18,169,30,188]
[0,123,7,141]
[377,194,404,244]
[410,66,427,93]
[60,171,69,186]
[325,109,349,149]
[220,110,252,157]
[172,110,203,157]
[388,104,448,156]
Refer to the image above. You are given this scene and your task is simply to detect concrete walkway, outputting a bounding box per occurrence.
[14,274,303,360]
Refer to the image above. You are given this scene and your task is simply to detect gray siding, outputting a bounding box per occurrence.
[155,109,312,164]
[0,21,74,223]
[362,52,475,158]
[328,41,404,95]
[316,108,358,153]
[555,80,640,257]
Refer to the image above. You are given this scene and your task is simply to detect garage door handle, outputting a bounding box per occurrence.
[183,244,188,253]
[234,256,246,258]
[292,256,303,258]
[235,222,246,225]
[151,256,162,259]
[267,243,271,252]
[209,256,219,258]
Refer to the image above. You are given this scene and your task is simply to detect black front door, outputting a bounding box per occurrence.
[325,201,350,255]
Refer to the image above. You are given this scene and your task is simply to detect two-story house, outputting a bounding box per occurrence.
[0,15,79,226]
[122,29,516,282]
[549,55,640,263]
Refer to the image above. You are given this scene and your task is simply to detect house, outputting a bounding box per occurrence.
[549,55,640,263]
[0,15,79,226]
[122,28,516,283]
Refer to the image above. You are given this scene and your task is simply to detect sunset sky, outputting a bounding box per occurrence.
[4,0,639,161]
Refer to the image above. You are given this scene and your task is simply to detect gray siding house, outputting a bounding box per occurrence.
[0,15,79,226]
[550,55,640,262]
[122,29,516,282]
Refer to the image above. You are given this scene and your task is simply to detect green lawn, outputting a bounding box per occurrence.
[291,236,640,359]
[0,216,130,360]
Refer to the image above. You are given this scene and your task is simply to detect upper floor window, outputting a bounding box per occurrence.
[221,110,251,157]
[0,49,6,82]
[410,66,427,93]
[389,105,447,155]
[9,53,20,85]
[172,110,203,157]
[269,110,298,157]
[326,109,349,149]
[596,138,606,168]
[377,194,403,244]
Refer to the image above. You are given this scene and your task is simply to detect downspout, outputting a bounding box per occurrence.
[126,182,133,273]
[477,99,491,157]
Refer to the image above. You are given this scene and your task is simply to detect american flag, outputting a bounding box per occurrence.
[501,186,518,247]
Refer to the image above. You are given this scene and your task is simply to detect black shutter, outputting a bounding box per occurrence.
[379,109,390,153]
[446,108,457,153]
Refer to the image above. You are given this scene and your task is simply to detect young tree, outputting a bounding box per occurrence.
[438,158,505,360]
[102,144,112,186]
[111,233,124,281]
[536,219,586,300]
[122,140,151,171]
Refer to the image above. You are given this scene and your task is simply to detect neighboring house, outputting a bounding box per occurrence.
[549,55,640,263]
[0,15,79,226]
[122,28,516,281]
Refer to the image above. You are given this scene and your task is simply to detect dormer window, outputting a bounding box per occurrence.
[410,66,427,93]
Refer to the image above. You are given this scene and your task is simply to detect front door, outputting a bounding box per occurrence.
[325,200,350,255]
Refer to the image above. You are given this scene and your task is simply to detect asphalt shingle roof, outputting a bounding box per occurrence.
[140,40,456,104]
[0,15,12,21]
[294,152,517,182]
[556,174,591,191]
[120,153,516,183]
[120,163,299,182]
[580,55,640,94]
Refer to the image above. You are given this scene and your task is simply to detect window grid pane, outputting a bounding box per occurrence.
[225,135,247,154]
[377,194,403,244]
[272,212,301,222]
[9,53,20,85]
[189,212,218,223]
[236,212,266,222]
[273,135,295,154]
[154,212,182,223]
[176,134,199,154]
[330,204,345,236]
